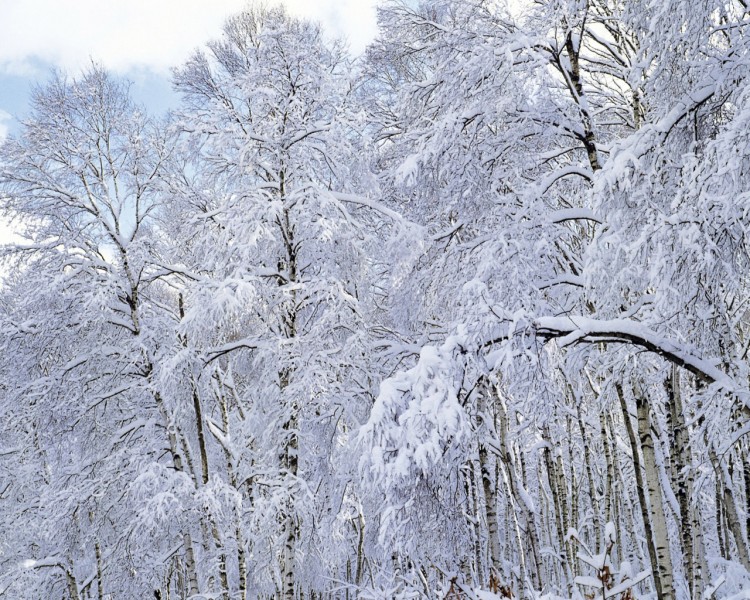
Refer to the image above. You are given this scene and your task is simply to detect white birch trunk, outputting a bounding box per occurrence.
[155,391,200,597]
[616,382,660,599]
[708,445,750,571]
[665,367,695,597]
[480,384,502,587]
[633,380,674,600]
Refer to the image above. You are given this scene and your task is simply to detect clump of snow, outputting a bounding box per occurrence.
[361,335,471,484]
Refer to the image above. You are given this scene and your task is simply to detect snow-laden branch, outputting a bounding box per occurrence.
[534,315,738,391]
[601,78,719,185]
[329,192,423,231]
[283,122,332,149]
[203,337,264,364]
[531,165,593,197]
[548,207,603,225]
[537,273,584,289]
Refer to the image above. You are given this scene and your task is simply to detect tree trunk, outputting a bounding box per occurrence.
[154,391,201,597]
[543,426,573,594]
[556,451,575,579]
[463,457,482,585]
[480,385,502,586]
[496,388,530,598]
[516,436,543,591]
[561,29,601,172]
[215,373,249,600]
[355,505,366,587]
[633,379,674,600]
[576,402,601,550]
[664,367,695,597]
[65,566,80,600]
[600,412,619,565]
[279,173,300,600]
[566,418,580,576]
[95,540,104,600]
[616,382,661,599]
[282,402,298,600]
[708,444,750,570]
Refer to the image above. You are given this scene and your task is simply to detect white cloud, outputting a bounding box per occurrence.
[0,110,10,143]
[283,0,378,54]
[0,0,378,76]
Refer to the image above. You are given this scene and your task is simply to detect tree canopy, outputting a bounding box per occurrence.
[2,2,750,599]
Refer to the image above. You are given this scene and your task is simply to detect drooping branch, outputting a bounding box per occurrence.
[203,338,263,365]
[534,315,739,392]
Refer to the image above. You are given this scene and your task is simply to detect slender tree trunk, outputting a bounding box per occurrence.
[65,566,80,600]
[543,426,573,595]
[481,444,502,584]
[716,480,728,559]
[556,450,575,580]
[281,368,299,600]
[95,540,104,600]
[566,418,580,575]
[282,412,298,600]
[355,506,366,587]
[708,445,750,570]
[515,430,543,591]
[215,373,249,600]
[189,385,210,483]
[463,458,482,585]
[664,367,695,597]
[179,295,229,597]
[601,413,614,524]
[480,384,502,587]
[496,389,530,598]
[694,502,708,596]
[155,391,201,597]
[616,382,661,599]
[278,173,300,600]
[633,379,674,600]
[600,412,619,566]
[473,459,484,585]
[576,402,601,550]
[561,30,601,172]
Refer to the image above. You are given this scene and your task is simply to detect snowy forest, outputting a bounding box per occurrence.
[1,0,750,598]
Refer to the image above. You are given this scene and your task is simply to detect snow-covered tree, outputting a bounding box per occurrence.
[3,2,750,599]
[0,65,187,598]
[166,6,411,597]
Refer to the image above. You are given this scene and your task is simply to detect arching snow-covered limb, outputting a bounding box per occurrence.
[548,207,603,225]
[534,315,742,393]
[599,78,721,188]
[329,191,423,232]
[202,338,264,365]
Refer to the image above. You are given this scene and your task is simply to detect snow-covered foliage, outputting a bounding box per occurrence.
[2,1,750,599]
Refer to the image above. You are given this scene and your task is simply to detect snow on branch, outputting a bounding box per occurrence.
[361,334,470,483]
[601,79,719,184]
[203,337,264,364]
[537,273,584,289]
[329,192,424,231]
[534,315,739,391]
[531,165,594,197]
[548,207,603,225]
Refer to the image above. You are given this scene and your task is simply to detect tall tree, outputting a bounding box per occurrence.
[168,6,408,597]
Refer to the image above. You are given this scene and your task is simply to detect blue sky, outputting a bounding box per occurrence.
[0,0,378,140]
